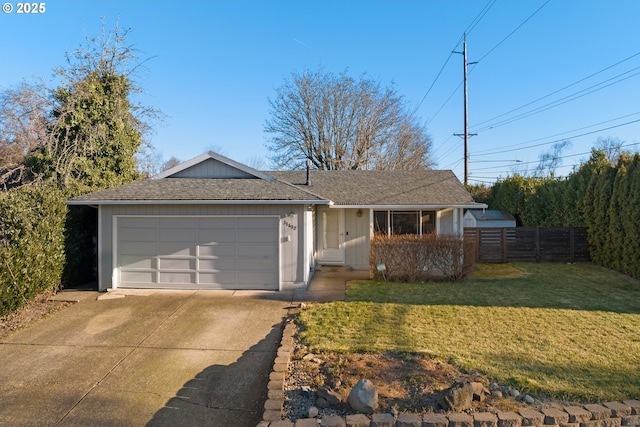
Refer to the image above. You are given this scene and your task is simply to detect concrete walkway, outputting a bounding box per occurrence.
[291,266,370,302]
[0,268,366,426]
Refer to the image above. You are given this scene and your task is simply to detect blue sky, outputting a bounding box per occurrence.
[2,0,639,184]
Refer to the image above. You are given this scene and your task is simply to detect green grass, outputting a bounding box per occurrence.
[297,263,640,401]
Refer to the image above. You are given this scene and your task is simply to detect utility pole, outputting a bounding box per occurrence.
[454,33,477,185]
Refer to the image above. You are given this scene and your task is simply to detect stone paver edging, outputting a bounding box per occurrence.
[258,320,640,427]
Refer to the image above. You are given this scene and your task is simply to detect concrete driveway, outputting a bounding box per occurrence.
[0,289,292,427]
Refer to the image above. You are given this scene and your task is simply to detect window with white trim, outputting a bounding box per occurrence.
[373,210,436,236]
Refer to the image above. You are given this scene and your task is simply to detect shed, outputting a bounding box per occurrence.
[463,209,516,228]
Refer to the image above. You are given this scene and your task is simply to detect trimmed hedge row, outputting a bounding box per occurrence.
[369,234,476,282]
[0,185,67,316]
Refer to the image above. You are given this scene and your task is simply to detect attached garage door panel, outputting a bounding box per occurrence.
[117,216,279,290]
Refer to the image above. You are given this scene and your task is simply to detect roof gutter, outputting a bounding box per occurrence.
[66,199,332,206]
[328,203,488,210]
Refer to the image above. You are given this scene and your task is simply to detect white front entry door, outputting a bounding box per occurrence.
[317,208,345,264]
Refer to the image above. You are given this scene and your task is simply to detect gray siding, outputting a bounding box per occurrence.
[171,158,255,178]
[98,203,307,291]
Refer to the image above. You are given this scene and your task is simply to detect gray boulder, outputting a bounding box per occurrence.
[438,382,474,412]
[348,379,378,414]
[317,386,341,407]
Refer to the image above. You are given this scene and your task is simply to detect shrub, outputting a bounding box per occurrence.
[0,185,67,316]
[369,234,476,282]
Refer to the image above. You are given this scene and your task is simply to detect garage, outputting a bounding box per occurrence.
[115,216,279,290]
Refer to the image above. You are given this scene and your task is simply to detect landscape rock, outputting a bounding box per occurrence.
[302,353,323,364]
[316,397,328,409]
[438,381,474,412]
[524,395,535,404]
[348,379,379,414]
[308,406,319,418]
[471,382,487,402]
[492,390,503,398]
[317,386,342,407]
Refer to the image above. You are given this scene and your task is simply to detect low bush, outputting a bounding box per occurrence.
[369,234,476,282]
[0,185,67,316]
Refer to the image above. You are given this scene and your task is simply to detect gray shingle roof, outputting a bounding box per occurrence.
[268,170,477,206]
[69,178,326,203]
[69,165,481,208]
[466,210,516,221]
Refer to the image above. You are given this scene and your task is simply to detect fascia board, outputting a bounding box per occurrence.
[151,151,274,181]
[328,203,488,210]
[66,199,332,206]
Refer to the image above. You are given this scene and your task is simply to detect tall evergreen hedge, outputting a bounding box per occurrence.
[487,149,640,279]
[0,185,67,315]
[595,153,640,278]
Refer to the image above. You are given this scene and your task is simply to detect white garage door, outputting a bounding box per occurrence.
[116,216,279,290]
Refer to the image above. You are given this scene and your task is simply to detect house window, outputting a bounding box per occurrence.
[391,211,418,235]
[374,211,388,235]
[373,210,436,235]
[422,212,436,234]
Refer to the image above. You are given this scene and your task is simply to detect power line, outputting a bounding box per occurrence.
[473,111,640,154]
[435,136,462,164]
[471,66,640,133]
[431,134,455,157]
[464,0,496,37]
[443,158,465,171]
[415,0,495,115]
[469,141,640,179]
[469,51,640,131]
[474,0,551,64]
[473,118,640,156]
[471,151,590,171]
[425,81,462,127]
[426,1,548,129]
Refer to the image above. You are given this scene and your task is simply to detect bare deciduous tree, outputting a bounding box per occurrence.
[594,137,624,164]
[535,140,571,177]
[0,81,51,188]
[162,156,180,171]
[264,68,433,170]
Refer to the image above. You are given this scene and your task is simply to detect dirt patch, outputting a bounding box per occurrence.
[0,289,73,340]
[285,337,529,420]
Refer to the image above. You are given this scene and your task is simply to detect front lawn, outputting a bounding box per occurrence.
[296,263,640,402]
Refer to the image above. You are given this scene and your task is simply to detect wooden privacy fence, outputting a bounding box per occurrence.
[463,227,591,263]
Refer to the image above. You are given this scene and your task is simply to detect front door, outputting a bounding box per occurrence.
[317,208,345,264]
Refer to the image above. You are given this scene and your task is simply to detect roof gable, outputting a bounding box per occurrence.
[153,151,273,180]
